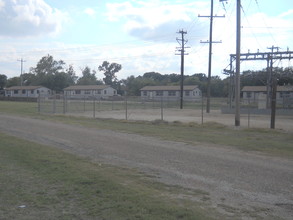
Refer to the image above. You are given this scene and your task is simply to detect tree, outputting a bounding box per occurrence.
[21,73,36,86]
[77,66,98,85]
[29,55,76,91]
[211,76,227,97]
[0,74,7,90]
[240,67,293,88]
[168,73,181,84]
[66,65,78,85]
[31,54,65,77]
[98,61,122,88]
[52,72,75,92]
[122,75,156,96]
[143,72,163,81]
[6,77,21,87]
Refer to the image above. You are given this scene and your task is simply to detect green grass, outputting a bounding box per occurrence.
[0,132,218,220]
[0,100,38,116]
[0,100,292,158]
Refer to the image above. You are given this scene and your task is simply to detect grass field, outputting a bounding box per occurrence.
[0,132,220,220]
[0,101,292,219]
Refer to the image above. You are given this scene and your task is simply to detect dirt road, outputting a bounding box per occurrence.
[0,114,292,219]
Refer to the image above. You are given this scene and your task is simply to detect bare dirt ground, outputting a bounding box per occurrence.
[78,108,293,131]
[0,113,292,219]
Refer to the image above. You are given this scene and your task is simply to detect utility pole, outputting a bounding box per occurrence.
[267,45,280,129]
[199,0,224,113]
[235,0,241,126]
[267,46,280,97]
[176,29,189,109]
[17,58,26,86]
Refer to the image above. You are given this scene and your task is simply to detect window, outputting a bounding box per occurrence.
[280,91,290,98]
[14,90,19,94]
[168,91,176,96]
[104,90,107,94]
[75,90,81,94]
[85,91,90,94]
[156,91,163,96]
[143,91,147,96]
[31,90,34,94]
[22,90,26,94]
[95,90,101,94]
[185,91,190,96]
[246,92,252,98]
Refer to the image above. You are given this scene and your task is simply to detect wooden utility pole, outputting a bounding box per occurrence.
[17,58,26,86]
[267,46,280,129]
[270,78,277,129]
[235,0,241,126]
[199,0,224,113]
[176,30,189,109]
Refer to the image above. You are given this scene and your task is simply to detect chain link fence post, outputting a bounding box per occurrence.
[161,96,164,121]
[38,94,41,113]
[83,96,86,112]
[125,96,128,120]
[52,94,56,114]
[93,97,96,118]
[201,95,204,125]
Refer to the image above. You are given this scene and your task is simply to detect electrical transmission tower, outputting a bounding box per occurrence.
[223,47,293,129]
[199,0,225,113]
[176,29,189,109]
[17,58,26,86]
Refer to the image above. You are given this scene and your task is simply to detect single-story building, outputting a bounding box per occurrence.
[242,86,293,100]
[140,85,202,101]
[5,86,51,98]
[64,85,117,99]
[242,85,293,107]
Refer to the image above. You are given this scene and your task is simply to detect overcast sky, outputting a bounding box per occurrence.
[0,0,292,80]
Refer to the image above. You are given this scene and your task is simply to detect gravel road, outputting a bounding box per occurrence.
[0,114,292,219]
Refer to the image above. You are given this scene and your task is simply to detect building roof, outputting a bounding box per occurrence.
[140,85,199,91]
[64,85,112,90]
[242,86,293,92]
[5,86,47,90]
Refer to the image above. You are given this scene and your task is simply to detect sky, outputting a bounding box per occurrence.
[0,0,292,81]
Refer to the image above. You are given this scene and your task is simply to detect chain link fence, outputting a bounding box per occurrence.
[38,95,293,129]
[38,95,206,119]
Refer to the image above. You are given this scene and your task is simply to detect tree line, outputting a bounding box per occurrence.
[0,54,292,97]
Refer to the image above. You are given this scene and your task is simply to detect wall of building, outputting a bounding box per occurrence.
[65,88,117,99]
[5,87,51,98]
[141,89,201,101]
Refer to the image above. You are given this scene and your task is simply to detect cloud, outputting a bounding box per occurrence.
[84,8,96,17]
[106,1,209,42]
[279,9,293,18]
[0,0,5,11]
[0,0,67,37]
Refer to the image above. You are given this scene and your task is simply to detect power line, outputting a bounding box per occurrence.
[253,0,277,44]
